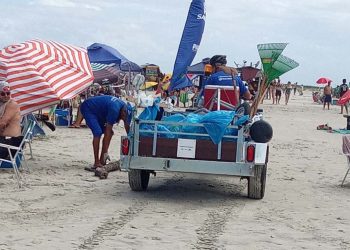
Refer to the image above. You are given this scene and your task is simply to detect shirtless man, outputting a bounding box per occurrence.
[0,80,22,159]
[323,82,332,110]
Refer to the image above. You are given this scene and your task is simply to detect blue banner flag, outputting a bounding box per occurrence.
[169,0,205,91]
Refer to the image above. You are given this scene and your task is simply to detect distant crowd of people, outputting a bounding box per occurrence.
[263,79,303,105]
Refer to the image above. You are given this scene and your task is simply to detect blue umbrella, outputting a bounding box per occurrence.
[87,43,141,72]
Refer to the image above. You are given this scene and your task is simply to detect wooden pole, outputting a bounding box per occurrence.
[250,75,269,117]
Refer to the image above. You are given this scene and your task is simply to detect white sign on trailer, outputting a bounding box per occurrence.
[177,139,196,158]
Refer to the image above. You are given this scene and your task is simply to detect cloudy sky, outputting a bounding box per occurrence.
[1,0,349,86]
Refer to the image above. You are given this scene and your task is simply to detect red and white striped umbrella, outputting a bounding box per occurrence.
[0,39,94,115]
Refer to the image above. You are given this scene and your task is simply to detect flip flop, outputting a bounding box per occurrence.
[69,124,80,128]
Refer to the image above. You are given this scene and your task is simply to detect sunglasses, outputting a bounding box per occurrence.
[0,92,10,97]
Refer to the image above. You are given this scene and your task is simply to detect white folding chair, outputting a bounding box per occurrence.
[0,119,36,187]
[341,135,350,186]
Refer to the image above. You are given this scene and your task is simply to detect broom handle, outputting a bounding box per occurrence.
[250,76,269,116]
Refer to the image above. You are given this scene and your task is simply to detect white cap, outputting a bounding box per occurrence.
[0,80,10,92]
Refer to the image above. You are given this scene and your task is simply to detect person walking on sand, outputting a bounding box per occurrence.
[270,80,277,104]
[79,95,130,170]
[339,78,349,114]
[323,82,332,110]
[293,82,298,95]
[285,81,293,105]
[275,79,282,104]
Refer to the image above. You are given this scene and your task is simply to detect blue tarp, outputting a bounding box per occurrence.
[140,110,243,144]
[87,43,141,72]
[169,0,206,91]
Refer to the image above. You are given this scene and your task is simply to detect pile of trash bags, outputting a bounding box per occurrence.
[138,101,249,144]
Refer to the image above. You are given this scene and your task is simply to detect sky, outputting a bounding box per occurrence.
[1,0,349,86]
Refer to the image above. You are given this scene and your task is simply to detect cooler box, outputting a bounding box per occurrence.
[0,154,23,169]
[204,85,239,110]
[55,109,70,126]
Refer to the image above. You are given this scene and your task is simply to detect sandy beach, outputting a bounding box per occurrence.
[0,91,349,250]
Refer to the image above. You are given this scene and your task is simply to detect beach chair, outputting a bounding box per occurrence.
[54,108,71,126]
[341,135,350,186]
[0,118,36,187]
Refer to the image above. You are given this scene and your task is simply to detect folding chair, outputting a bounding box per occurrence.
[0,119,36,187]
[54,108,71,126]
[21,114,42,159]
[341,135,350,186]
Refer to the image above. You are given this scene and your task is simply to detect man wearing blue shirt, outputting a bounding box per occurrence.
[80,96,130,170]
[202,55,252,101]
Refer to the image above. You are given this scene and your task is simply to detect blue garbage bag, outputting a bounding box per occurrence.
[200,111,235,144]
[139,124,176,138]
[138,97,161,121]
[139,98,176,138]
[234,115,249,126]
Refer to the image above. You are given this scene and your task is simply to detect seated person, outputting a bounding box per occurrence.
[200,55,252,101]
[0,81,22,159]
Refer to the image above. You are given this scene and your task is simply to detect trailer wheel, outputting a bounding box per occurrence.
[233,102,251,124]
[248,165,267,199]
[128,169,150,191]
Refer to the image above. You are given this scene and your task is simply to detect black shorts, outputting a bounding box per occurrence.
[276,90,282,97]
[0,136,23,159]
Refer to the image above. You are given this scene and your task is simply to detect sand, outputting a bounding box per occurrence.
[0,91,349,250]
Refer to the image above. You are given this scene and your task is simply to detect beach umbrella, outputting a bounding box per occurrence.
[316,77,332,84]
[338,90,350,105]
[90,62,122,85]
[0,39,94,115]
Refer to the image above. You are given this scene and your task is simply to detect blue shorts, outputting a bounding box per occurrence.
[80,102,105,137]
[324,94,332,103]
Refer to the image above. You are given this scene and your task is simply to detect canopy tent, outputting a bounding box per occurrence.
[187,58,210,75]
[237,66,261,82]
[90,63,123,85]
[87,43,141,72]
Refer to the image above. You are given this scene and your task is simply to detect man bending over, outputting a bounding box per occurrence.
[80,95,130,170]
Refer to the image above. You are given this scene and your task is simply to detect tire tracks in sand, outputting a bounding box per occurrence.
[192,184,246,250]
[78,174,185,250]
[78,199,147,250]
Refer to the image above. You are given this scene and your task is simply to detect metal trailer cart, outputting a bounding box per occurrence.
[120,114,269,199]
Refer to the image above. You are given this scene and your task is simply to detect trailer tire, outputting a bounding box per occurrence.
[236,102,251,116]
[128,169,150,191]
[233,102,251,124]
[248,165,267,199]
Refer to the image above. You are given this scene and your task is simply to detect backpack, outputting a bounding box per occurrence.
[341,84,348,92]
